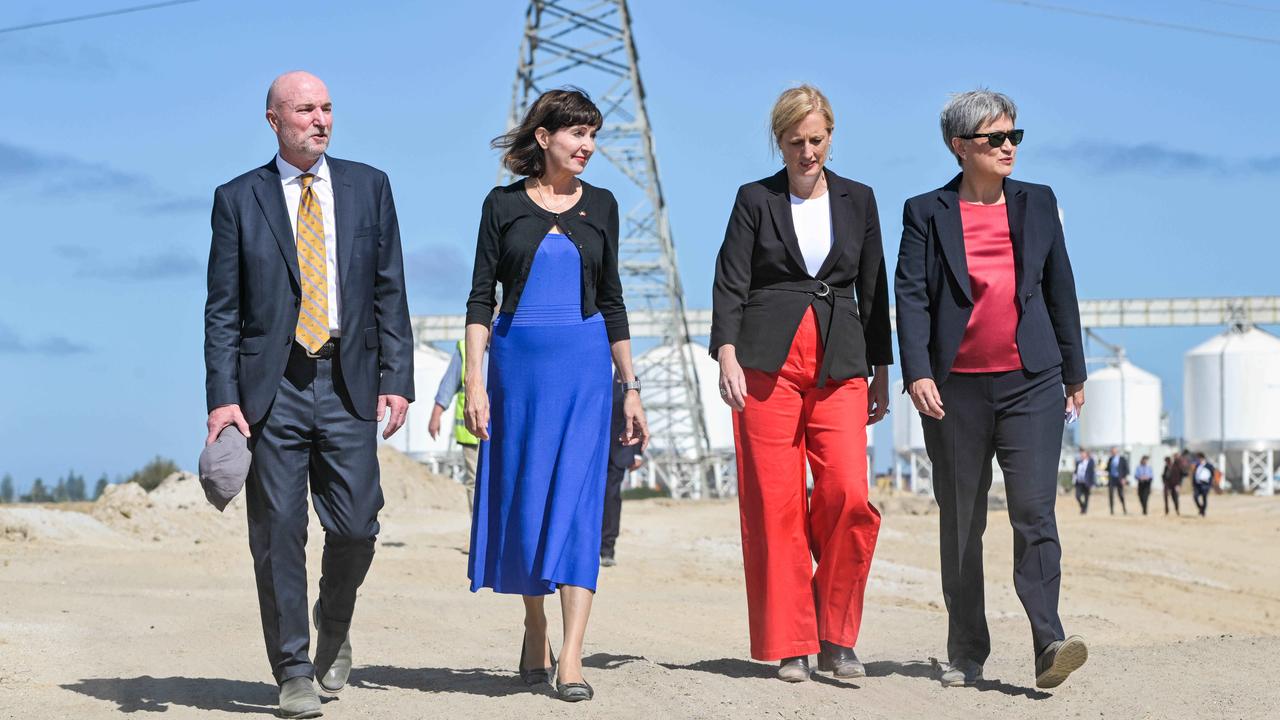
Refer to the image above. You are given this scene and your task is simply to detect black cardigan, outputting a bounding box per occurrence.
[465,179,629,343]
[710,168,894,385]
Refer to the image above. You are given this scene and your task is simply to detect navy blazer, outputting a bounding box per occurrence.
[204,155,415,425]
[894,174,1086,388]
[1075,458,1096,487]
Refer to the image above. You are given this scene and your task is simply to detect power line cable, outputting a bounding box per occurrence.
[1200,0,1280,14]
[996,0,1280,46]
[0,0,199,35]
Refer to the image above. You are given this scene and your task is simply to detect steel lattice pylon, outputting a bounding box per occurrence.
[500,0,718,498]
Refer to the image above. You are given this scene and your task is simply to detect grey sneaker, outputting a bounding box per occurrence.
[277,676,321,719]
[600,555,616,567]
[777,655,811,682]
[1035,635,1088,689]
[940,658,983,687]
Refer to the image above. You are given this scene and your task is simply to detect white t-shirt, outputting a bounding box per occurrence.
[790,191,834,277]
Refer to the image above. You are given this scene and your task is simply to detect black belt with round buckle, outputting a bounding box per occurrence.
[755,279,854,387]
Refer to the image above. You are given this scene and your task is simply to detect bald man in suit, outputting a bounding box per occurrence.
[204,71,413,718]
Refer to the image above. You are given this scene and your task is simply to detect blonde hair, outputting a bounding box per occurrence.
[770,84,835,150]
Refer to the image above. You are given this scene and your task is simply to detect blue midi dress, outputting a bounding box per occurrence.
[468,232,614,595]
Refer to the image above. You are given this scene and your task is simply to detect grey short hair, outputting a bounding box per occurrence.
[940,89,1017,166]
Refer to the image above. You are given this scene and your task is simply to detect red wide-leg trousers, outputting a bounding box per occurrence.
[733,308,881,660]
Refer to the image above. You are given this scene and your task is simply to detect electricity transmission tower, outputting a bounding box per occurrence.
[500,0,717,497]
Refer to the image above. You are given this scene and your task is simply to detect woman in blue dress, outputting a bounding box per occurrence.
[462,88,649,702]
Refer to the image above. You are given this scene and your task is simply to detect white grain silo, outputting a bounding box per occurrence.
[379,344,454,461]
[892,380,931,493]
[1077,360,1163,450]
[1184,326,1280,494]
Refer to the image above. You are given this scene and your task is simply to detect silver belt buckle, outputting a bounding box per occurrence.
[814,280,831,298]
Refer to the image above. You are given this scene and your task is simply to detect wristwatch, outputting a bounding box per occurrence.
[620,378,642,394]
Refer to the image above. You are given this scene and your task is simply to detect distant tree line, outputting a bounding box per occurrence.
[0,456,182,504]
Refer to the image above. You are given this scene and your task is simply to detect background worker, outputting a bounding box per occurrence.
[429,339,489,510]
[1106,447,1129,516]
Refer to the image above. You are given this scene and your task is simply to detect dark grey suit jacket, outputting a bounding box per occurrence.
[895,174,1086,388]
[204,155,414,425]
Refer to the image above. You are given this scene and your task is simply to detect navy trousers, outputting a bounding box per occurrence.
[246,342,383,684]
[922,366,1067,665]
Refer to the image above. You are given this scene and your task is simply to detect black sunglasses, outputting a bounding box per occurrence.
[960,129,1024,148]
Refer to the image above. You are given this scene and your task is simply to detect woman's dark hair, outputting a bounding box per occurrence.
[491,87,603,178]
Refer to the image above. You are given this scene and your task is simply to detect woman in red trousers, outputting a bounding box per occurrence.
[710,85,893,682]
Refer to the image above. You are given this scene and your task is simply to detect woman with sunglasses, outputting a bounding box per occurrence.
[711,84,892,683]
[895,89,1089,690]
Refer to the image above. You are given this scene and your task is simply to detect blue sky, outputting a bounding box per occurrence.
[2,0,1278,488]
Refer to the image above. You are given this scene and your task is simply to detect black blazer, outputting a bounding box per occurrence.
[894,174,1086,388]
[710,168,893,385]
[204,156,415,425]
[465,179,629,343]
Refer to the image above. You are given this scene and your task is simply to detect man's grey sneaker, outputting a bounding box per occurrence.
[277,677,321,719]
[1035,635,1088,689]
[600,555,616,567]
[940,658,983,687]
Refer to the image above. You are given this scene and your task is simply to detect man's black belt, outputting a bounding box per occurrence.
[298,337,340,360]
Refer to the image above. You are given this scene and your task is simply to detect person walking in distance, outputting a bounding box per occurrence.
[204,71,414,718]
[600,376,645,567]
[429,340,489,512]
[1106,447,1129,516]
[1161,455,1182,516]
[1073,448,1095,515]
[1134,455,1154,515]
[1192,452,1215,517]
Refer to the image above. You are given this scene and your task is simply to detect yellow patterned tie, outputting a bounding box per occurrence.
[295,173,331,353]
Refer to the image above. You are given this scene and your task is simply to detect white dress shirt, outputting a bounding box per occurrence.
[790,191,834,277]
[276,154,341,333]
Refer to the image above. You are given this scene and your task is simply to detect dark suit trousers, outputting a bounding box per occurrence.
[922,367,1066,665]
[600,461,626,558]
[246,343,383,684]
[1074,484,1090,514]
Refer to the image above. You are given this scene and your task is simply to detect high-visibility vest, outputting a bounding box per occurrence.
[453,340,480,446]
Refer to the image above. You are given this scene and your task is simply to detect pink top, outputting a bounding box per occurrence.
[951,202,1022,373]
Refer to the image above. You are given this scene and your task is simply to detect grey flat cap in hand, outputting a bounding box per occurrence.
[198,426,251,511]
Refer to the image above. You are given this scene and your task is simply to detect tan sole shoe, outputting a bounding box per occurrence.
[1036,635,1088,689]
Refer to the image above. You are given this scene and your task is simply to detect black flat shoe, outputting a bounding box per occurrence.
[518,632,555,686]
[817,640,865,678]
[556,678,594,702]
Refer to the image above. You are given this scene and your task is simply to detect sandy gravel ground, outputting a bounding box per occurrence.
[2,448,1278,719]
